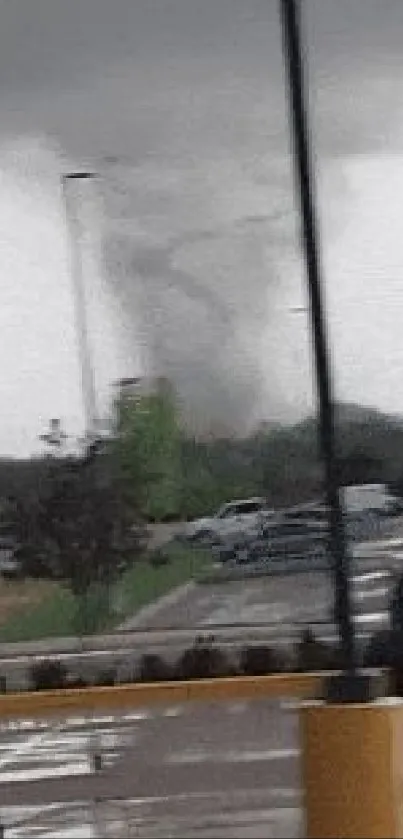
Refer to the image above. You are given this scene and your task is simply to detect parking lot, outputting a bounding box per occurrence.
[130,560,393,640]
[0,699,302,837]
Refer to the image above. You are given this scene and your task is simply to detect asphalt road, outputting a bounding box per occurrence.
[127,558,395,637]
[124,533,403,635]
[0,699,302,837]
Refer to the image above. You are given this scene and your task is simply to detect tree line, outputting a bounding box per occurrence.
[1,387,403,632]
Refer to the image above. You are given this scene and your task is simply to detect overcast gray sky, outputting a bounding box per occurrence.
[1,0,403,453]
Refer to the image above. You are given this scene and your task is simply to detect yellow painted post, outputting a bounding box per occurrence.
[301,700,403,838]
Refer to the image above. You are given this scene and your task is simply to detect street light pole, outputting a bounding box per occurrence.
[61,172,99,443]
[279,0,355,672]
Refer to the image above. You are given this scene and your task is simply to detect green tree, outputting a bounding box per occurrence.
[9,440,143,634]
[179,436,261,518]
[115,382,182,521]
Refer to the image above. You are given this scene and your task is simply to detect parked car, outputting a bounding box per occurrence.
[211,485,399,570]
[282,503,329,523]
[213,514,327,566]
[283,497,388,543]
[246,517,327,561]
[184,498,273,545]
[0,536,21,580]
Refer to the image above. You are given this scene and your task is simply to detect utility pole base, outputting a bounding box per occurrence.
[301,699,403,837]
[323,669,389,704]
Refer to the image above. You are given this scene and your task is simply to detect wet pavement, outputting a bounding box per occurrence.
[130,560,393,637]
[0,700,303,837]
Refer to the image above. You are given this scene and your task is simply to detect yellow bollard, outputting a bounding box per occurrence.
[301,699,403,838]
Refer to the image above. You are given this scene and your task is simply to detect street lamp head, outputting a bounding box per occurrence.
[62,172,98,181]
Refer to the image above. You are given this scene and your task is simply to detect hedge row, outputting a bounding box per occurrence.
[0,627,400,694]
[17,630,340,692]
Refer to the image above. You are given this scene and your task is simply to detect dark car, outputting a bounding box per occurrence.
[215,516,327,568]
[258,517,327,557]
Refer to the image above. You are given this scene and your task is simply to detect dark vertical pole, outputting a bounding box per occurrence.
[279,0,355,670]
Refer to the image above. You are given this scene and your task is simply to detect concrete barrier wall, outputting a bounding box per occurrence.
[0,672,326,718]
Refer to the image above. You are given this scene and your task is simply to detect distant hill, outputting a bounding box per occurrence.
[252,402,403,504]
[295,401,403,432]
[334,402,403,428]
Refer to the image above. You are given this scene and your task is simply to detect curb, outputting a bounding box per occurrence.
[0,672,326,718]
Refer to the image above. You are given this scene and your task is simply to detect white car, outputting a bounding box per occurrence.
[0,539,21,579]
[185,498,272,544]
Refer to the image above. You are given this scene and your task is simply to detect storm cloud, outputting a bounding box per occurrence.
[0,1,403,451]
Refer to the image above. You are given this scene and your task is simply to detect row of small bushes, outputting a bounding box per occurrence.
[24,629,341,692]
[3,627,401,694]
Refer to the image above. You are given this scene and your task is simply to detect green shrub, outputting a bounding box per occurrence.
[30,659,68,691]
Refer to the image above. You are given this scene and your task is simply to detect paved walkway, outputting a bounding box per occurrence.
[0,699,303,837]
